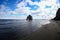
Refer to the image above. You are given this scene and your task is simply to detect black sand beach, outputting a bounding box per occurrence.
[0,19,60,40]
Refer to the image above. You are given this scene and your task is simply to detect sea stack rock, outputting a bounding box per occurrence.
[26,15,33,21]
[53,8,60,21]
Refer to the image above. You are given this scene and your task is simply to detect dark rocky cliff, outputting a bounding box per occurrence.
[53,8,60,21]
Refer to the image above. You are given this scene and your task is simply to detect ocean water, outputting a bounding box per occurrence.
[0,19,50,40]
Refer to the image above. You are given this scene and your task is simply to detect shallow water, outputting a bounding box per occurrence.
[0,19,51,40]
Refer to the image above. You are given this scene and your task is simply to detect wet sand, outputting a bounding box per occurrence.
[0,19,60,40]
[22,20,60,40]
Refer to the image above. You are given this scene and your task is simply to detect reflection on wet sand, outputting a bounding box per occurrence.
[22,20,60,40]
[0,19,60,40]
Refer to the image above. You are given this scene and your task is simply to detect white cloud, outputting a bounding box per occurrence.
[0,16,26,19]
[0,0,59,19]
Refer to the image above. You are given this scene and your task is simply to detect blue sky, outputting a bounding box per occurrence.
[0,0,60,19]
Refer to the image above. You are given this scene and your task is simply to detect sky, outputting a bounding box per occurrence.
[0,0,60,19]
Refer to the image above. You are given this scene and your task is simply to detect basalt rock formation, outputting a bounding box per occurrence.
[53,8,60,21]
[26,15,33,21]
